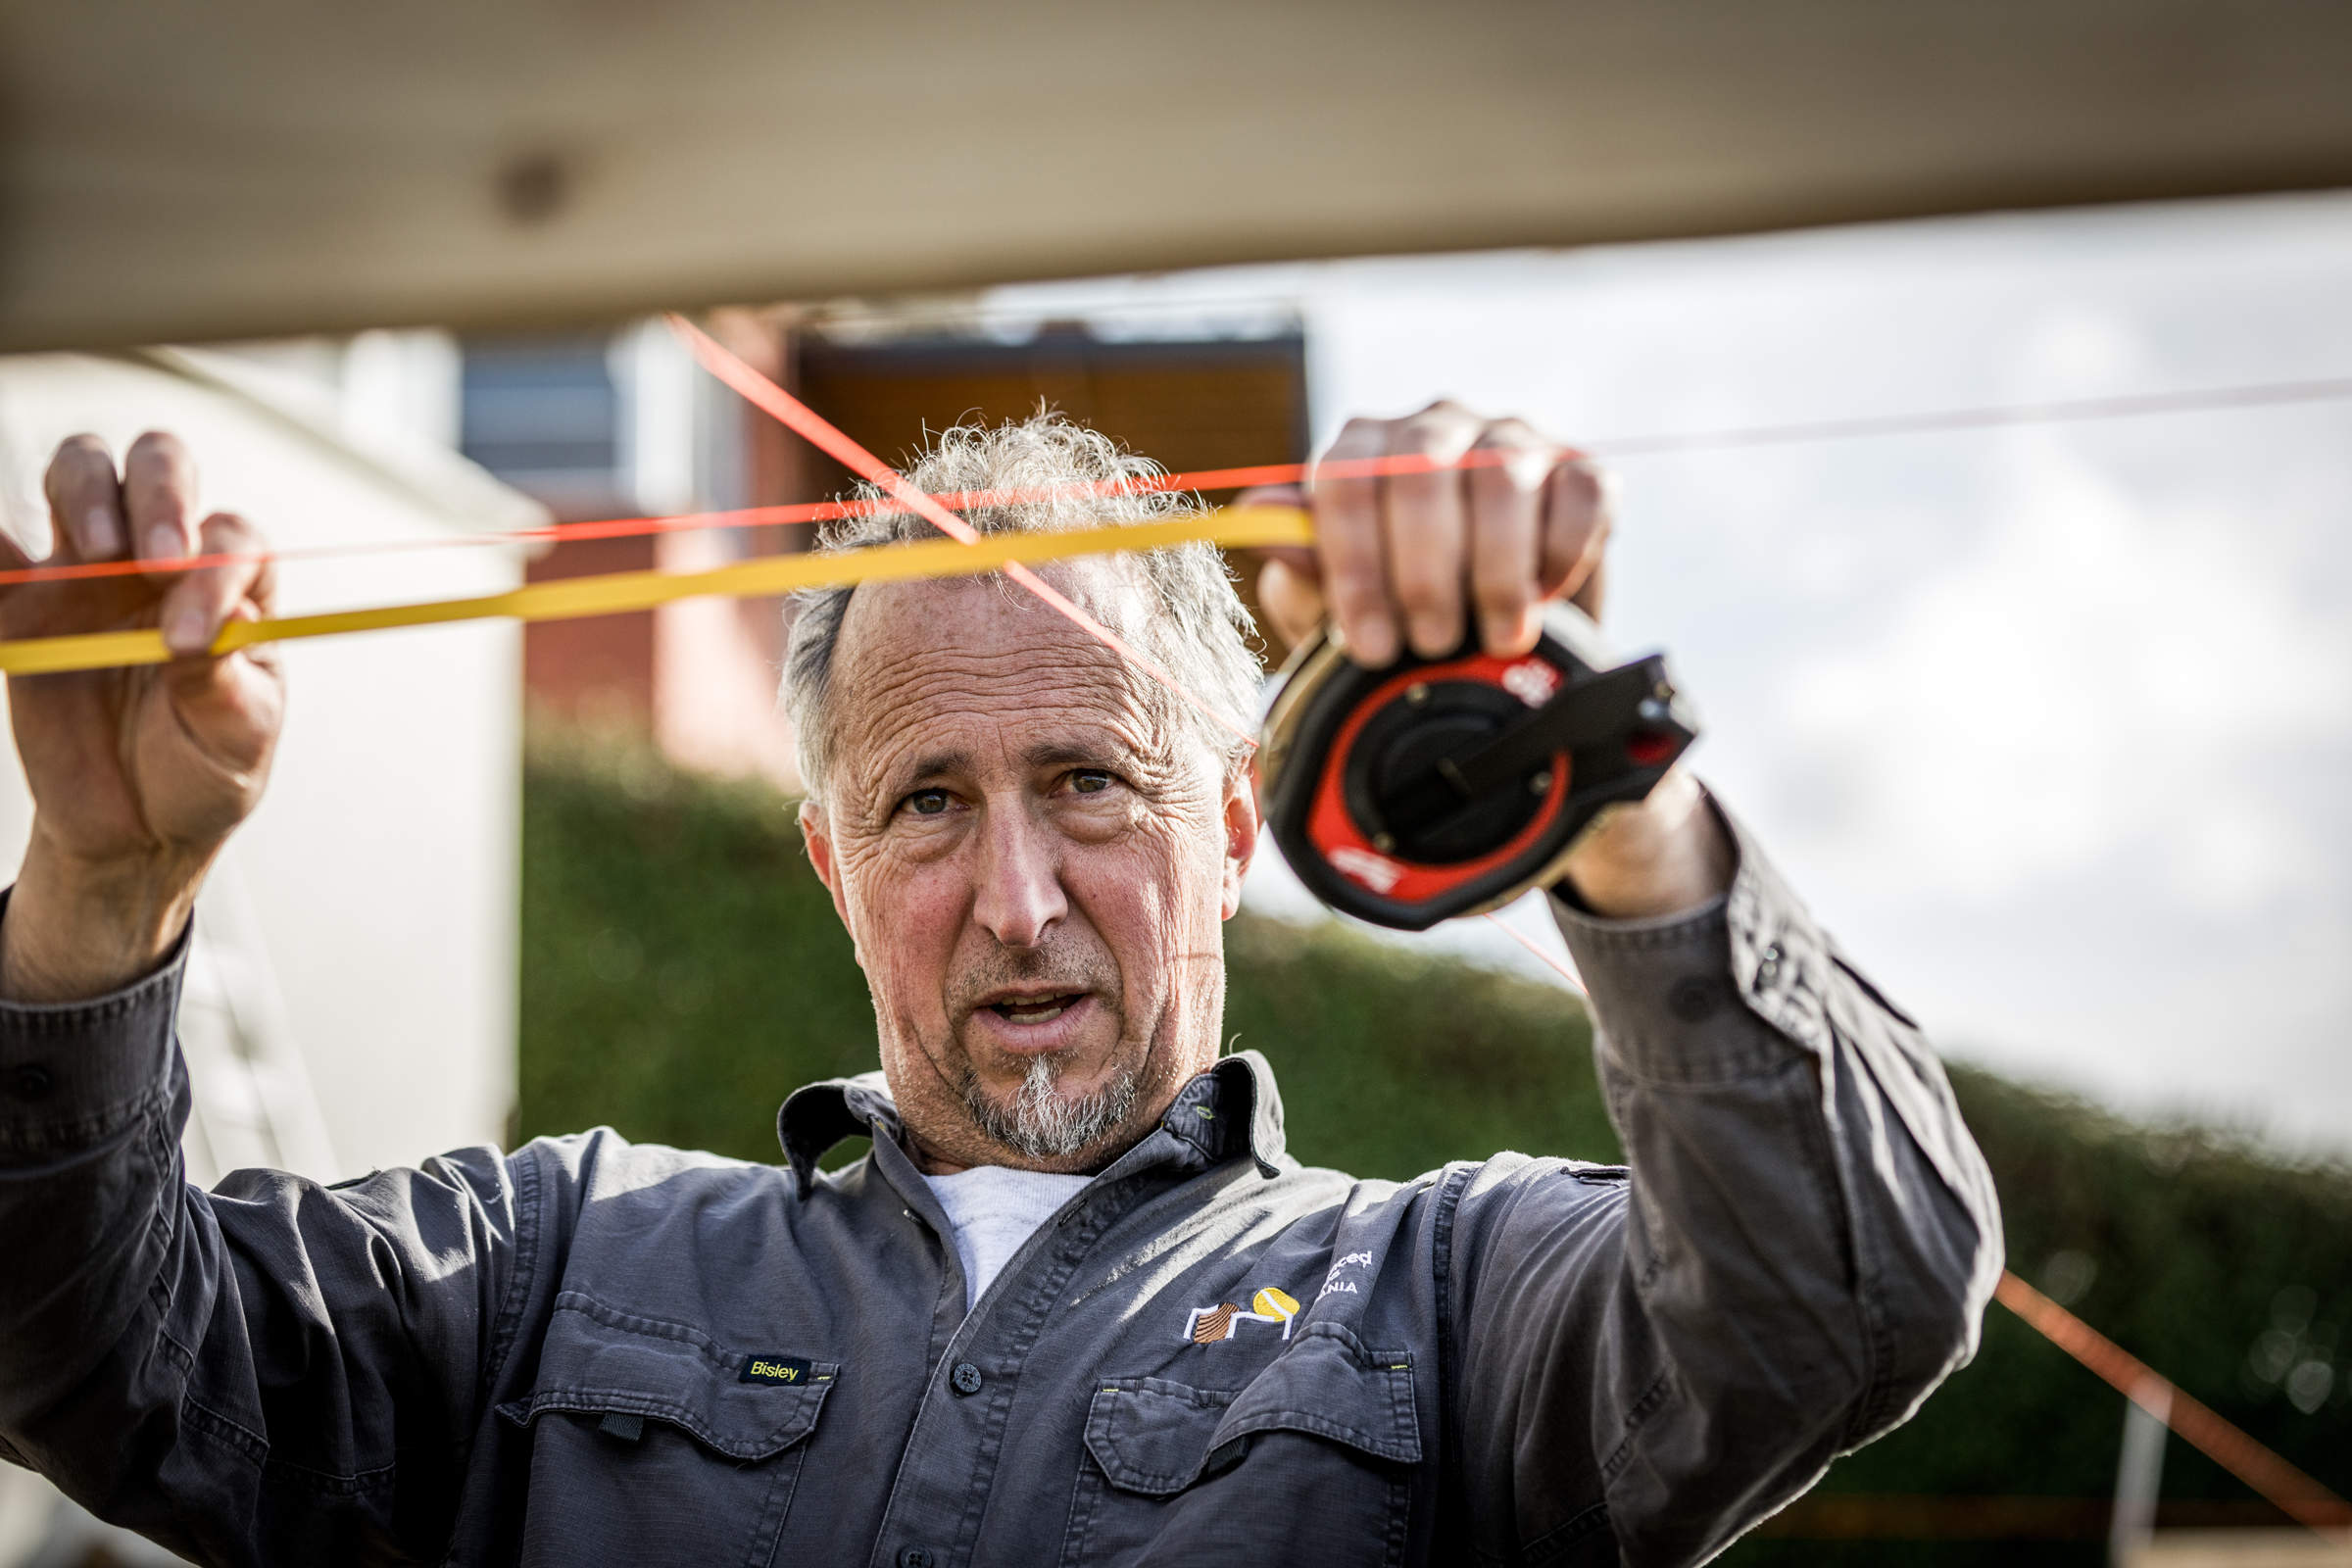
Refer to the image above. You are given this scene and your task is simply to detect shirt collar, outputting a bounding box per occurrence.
[777,1070,902,1197]
[1160,1052,1287,1177]
[775,1050,1289,1196]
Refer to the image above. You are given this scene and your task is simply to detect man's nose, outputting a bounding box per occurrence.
[970,805,1068,949]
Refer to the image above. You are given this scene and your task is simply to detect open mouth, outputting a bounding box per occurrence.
[985,993,1089,1026]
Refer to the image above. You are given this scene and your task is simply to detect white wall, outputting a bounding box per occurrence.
[0,349,531,1179]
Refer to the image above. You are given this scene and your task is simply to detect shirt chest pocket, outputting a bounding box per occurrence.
[1062,1325,1422,1568]
[495,1297,837,1568]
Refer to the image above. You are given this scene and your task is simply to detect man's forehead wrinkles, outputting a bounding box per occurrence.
[841,692,1159,791]
[1025,739,1120,768]
[825,567,1188,805]
[840,632,1146,727]
[898,748,974,782]
[843,653,1153,747]
[839,568,1149,670]
[855,632,1136,692]
[864,709,1154,778]
[843,678,1147,763]
[869,652,1132,701]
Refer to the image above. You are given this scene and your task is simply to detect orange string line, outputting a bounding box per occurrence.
[0,450,1517,590]
[7,370,2346,591]
[1992,1271,2352,1534]
[664,314,1260,749]
[1482,907,1588,994]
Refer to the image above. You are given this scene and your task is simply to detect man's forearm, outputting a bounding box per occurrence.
[1555,767,1735,921]
[1544,800,2002,1564]
[0,830,204,1003]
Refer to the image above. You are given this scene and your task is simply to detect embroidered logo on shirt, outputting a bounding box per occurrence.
[740,1354,817,1385]
[1184,1286,1299,1345]
[1317,1250,1373,1300]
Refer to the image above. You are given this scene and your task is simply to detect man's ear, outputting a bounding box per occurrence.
[800,801,855,934]
[1219,764,1261,921]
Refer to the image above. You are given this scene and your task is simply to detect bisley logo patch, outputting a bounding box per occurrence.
[1185,1286,1299,1345]
[739,1355,817,1385]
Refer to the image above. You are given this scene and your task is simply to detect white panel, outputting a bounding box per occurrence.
[0,351,527,1181]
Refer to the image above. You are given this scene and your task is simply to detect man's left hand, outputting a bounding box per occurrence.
[1243,402,1733,919]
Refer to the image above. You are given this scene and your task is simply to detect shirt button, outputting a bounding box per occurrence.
[7,1063,55,1101]
[949,1361,983,1396]
[899,1547,936,1568]
[1756,942,1786,988]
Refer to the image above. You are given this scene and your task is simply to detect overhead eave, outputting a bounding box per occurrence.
[3,0,2349,351]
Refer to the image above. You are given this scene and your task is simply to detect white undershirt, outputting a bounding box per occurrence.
[921,1166,1091,1311]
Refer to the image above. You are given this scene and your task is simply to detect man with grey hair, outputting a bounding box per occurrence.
[782,417,1271,1168]
[0,409,1999,1567]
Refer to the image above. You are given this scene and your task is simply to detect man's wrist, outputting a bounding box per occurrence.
[1556,769,1735,920]
[1,828,206,1003]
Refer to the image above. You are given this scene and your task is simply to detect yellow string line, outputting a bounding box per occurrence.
[0,506,1315,678]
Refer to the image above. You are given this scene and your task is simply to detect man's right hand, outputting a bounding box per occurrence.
[0,432,283,1002]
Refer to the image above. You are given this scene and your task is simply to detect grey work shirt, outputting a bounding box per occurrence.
[0,816,2002,1568]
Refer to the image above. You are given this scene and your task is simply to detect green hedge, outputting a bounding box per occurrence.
[518,733,2351,1560]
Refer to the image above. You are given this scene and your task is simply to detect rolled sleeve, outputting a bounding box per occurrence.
[1467,793,2004,1566]
[1546,797,1833,1085]
[0,881,531,1564]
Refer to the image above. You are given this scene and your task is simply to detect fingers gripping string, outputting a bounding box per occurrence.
[663,315,1259,750]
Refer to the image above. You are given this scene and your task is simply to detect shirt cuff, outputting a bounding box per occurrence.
[0,886,190,1160]
[1547,792,1833,1085]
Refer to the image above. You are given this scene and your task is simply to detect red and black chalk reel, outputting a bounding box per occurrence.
[1254,606,1699,931]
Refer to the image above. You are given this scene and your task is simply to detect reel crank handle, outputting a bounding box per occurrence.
[1373,655,1693,839]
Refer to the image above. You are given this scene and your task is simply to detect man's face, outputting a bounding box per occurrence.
[802,562,1256,1174]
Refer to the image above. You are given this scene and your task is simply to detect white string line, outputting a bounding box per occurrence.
[1583,376,2352,459]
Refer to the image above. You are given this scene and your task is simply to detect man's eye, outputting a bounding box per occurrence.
[903,789,953,817]
[1069,770,1115,796]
